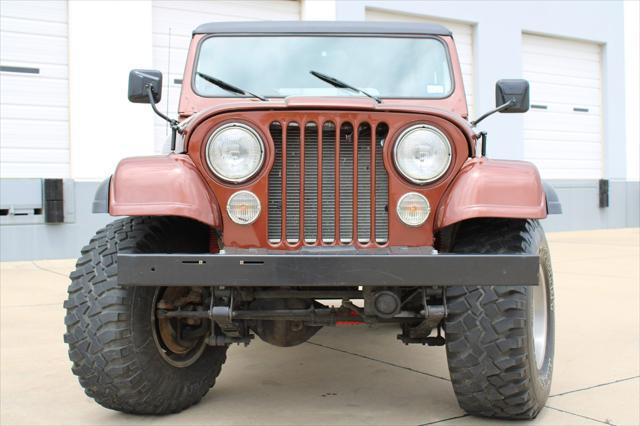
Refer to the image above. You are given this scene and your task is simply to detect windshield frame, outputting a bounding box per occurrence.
[191,33,455,101]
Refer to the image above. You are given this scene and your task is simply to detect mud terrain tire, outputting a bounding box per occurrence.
[64,217,227,415]
[445,219,554,419]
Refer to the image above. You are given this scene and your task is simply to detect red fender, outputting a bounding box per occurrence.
[109,154,221,228]
[435,158,547,229]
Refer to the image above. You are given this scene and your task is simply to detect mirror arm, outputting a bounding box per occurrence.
[146,85,181,151]
[471,99,516,127]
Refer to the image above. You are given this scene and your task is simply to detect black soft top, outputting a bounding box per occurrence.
[193,21,451,36]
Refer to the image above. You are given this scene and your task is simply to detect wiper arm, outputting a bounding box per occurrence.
[310,70,382,104]
[197,71,268,101]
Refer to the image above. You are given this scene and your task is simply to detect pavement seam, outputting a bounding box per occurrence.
[548,375,640,398]
[418,413,469,425]
[544,405,614,425]
[31,261,70,278]
[306,341,451,382]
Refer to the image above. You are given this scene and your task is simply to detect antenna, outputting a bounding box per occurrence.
[165,27,172,137]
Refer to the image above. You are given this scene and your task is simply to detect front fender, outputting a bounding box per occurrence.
[435,158,547,229]
[105,154,221,228]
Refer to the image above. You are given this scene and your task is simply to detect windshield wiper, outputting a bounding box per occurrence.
[309,70,381,104]
[197,72,268,101]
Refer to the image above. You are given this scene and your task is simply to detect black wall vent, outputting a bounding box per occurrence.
[598,179,609,208]
[43,179,64,223]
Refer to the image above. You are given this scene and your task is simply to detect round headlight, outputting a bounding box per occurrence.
[206,123,264,183]
[227,191,261,225]
[396,192,430,227]
[394,124,452,184]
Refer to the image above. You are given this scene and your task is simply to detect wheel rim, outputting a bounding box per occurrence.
[151,287,207,368]
[531,265,548,370]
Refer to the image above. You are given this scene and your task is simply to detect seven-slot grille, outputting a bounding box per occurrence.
[268,121,389,245]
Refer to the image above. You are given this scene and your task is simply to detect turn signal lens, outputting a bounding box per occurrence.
[396,192,430,227]
[227,191,261,225]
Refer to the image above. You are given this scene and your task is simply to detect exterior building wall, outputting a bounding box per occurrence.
[0,0,637,261]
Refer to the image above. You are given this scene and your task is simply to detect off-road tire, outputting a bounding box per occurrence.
[64,216,227,415]
[444,219,554,419]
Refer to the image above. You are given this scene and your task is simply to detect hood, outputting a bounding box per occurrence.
[180,96,475,143]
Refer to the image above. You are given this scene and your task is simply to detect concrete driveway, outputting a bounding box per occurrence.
[1,228,638,425]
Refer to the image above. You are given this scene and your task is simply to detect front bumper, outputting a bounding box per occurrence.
[117,247,539,287]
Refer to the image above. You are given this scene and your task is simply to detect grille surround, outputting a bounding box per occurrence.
[268,119,389,246]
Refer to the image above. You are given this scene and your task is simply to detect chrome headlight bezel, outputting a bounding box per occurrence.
[205,122,265,183]
[393,124,452,185]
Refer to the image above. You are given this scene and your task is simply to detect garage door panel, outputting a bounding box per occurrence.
[526,73,600,89]
[153,46,189,76]
[523,54,600,79]
[0,16,67,37]
[153,1,299,40]
[1,119,69,150]
[0,0,69,178]
[153,9,217,37]
[154,124,173,152]
[154,86,183,117]
[525,140,601,159]
[2,148,69,164]
[527,85,601,107]
[525,129,601,143]
[0,32,67,65]
[0,162,69,179]
[1,104,67,122]
[154,1,299,19]
[523,33,602,179]
[153,33,191,51]
[529,158,601,171]
[455,43,472,61]
[0,74,68,107]
[0,0,67,22]
[523,34,601,60]
[525,112,600,133]
[0,62,67,80]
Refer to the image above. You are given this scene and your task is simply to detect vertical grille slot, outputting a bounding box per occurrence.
[267,117,388,246]
[321,122,336,243]
[339,122,354,243]
[375,123,389,244]
[304,123,318,243]
[268,122,282,242]
[285,123,301,243]
[357,123,372,243]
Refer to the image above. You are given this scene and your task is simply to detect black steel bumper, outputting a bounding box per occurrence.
[117,247,539,287]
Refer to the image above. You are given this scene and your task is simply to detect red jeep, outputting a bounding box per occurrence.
[64,22,560,419]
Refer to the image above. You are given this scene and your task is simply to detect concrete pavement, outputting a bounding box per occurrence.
[1,228,638,425]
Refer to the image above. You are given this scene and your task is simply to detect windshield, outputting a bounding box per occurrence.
[194,36,453,99]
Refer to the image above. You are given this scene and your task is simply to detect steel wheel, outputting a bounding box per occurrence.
[152,287,207,368]
[531,265,549,370]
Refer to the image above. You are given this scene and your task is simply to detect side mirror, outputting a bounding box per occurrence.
[496,79,529,113]
[128,69,162,104]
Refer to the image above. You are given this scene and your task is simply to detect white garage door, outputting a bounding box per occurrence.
[523,34,603,179]
[0,0,69,178]
[365,8,474,117]
[152,0,301,151]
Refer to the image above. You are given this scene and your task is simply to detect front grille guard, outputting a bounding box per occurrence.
[267,120,390,246]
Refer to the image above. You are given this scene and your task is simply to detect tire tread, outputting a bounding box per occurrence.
[445,219,549,419]
[64,217,226,415]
